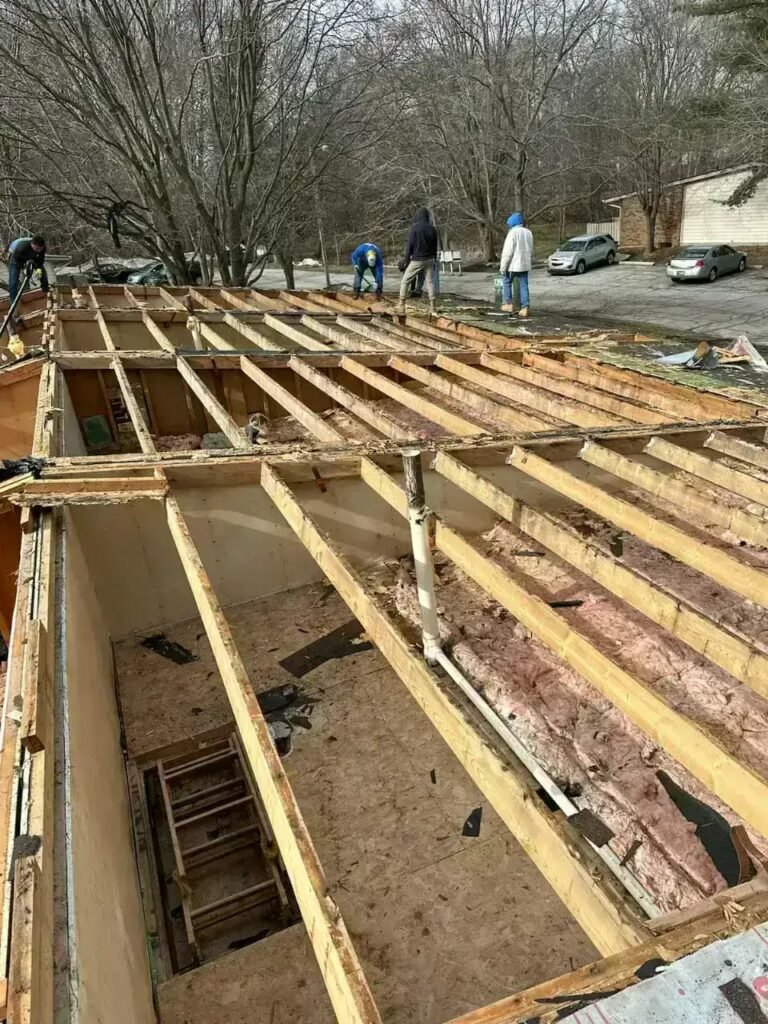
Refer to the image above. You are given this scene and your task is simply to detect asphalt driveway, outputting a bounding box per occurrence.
[256,263,768,347]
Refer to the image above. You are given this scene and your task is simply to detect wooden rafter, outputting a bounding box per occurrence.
[434,451,768,700]
[361,459,768,840]
[261,461,651,956]
[175,357,250,448]
[165,496,381,1024]
[509,446,768,607]
[339,357,486,436]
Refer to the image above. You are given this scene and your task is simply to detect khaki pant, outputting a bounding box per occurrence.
[399,258,436,302]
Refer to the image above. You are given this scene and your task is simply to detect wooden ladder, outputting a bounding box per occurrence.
[157,734,290,961]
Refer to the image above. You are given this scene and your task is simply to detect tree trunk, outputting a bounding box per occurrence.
[277,248,295,289]
[643,204,658,254]
[478,222,496,263]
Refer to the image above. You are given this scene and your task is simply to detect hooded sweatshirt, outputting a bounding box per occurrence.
[404,208,438,262]
[350,242,384,290]
[500,213,533,274]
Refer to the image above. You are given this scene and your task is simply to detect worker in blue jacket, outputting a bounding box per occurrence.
[350,243,383,299]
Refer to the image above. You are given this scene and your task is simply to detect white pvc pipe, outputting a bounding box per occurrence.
[402,450,442,662]
[432,648,660,918]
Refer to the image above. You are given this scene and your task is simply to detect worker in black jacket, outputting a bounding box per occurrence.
[7,235,49,301]
[396,208,438,315]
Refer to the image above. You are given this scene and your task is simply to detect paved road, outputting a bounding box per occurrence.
[257,263,768,346]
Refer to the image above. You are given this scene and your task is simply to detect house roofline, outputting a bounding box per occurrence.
[603,164,759,204]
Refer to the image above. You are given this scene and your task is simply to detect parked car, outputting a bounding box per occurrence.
[127,259,202,286]
[547,233,617,275]
[666,244,747,283]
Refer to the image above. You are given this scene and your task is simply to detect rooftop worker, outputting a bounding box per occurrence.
[7,234,49,302]
[396,208,438,316]
[350,242,383,300]
[499,213,533,317]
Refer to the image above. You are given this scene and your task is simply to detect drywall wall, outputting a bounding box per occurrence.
[69,468,517,639]
[64,512,155,1024]
[0,365,41,458]
[71,499,197,638]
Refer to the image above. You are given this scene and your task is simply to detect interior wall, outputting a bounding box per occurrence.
[71,469,506,640]
[64,511,155,1024]
[0,367,41,458]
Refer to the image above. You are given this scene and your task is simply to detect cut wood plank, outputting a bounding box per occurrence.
[477,355,666,425]
[706,430,768,472]
[223,314,286,351]
[364,460,768,843]
[563,353,760,421]
[369,316,445,352]
[581,439,768,547]
[509,446,768,608]
[263,314,333,352]
[288,358,409,439]
[433,451,768,699]
[157,288,186,310]
[335,316,404,351]
[141,313,177,353]
[522,353,706,420]
[434,355,561,431]
[481,352,625,428]
[390,355,540,432]
[278,291,328,312]
[301,316,381,352]
[261,462,651,956]
[111,357,157,454]
[165,496,382,1024]
[444,890,768,1024]
[188,288,223,311]
[433,316,529,351]
[240,357,342,442]
[339,357,485,436]
[20,620,49,754]
[647,435,768,507]
[175,357,249,448]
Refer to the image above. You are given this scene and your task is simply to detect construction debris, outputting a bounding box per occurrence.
[657,335,768,371]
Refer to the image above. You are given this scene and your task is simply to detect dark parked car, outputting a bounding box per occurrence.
[666,244,747,283]
[127,259,202,286]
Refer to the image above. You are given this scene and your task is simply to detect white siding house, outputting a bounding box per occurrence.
[680,168,768,244]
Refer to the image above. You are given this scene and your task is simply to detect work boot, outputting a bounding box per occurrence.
[519,306,529,318]
[352,291,360,300]
[500,303,517,313]
[394,302,406,316]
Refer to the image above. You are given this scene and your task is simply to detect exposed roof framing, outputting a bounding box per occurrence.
[5,285,768,1024]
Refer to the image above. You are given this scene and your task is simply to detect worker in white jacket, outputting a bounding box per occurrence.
[499,212,533,316]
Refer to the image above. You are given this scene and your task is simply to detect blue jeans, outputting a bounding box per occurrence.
[7,260,21,302]
[503,271,529,308]
[353,266,376,294]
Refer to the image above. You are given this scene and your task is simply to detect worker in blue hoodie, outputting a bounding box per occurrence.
[350,242,383,299]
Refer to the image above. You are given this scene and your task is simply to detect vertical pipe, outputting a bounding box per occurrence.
[402,449,442,662]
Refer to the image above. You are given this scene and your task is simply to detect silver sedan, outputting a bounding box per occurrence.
[666,244,747,283]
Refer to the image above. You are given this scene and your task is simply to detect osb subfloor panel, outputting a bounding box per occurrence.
[117,584,597,1024]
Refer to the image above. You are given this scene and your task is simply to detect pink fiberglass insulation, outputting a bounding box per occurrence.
[386,514,768,913]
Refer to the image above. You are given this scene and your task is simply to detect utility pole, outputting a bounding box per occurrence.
[313,144,332,290]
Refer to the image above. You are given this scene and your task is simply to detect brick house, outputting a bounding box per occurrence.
[605,165,768,253]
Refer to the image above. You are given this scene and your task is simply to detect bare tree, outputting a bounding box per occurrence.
[605,0,714,251]
[0,0,390,283]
